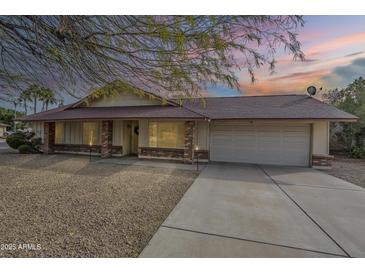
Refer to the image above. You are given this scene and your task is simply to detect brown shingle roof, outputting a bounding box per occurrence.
[17,94,357,122]
[18,105,203,121]
[182,95,358,120]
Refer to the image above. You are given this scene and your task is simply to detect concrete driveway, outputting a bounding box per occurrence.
[140,163,365,257]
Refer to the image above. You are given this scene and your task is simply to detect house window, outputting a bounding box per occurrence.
[55,122,64,144]
[148,122,185,148]
[83,122,99,145]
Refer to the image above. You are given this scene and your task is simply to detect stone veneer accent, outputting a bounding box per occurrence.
[194,149,209,161]
[139,147,185,159]
[312,154,334,168]
[184,121,195,163]
[43,122,55,154]
[101,120,113,158]
[53,144,123,155]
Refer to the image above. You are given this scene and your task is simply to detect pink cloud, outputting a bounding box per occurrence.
[305,32,365,57]
[268,69,331,82]
[297,29,328,44]
[240,68,331,95]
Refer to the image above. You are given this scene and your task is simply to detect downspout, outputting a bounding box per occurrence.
[207,118,211,162]
[309,123,313,167]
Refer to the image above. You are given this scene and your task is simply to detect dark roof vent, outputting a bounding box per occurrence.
[307,86,317,96]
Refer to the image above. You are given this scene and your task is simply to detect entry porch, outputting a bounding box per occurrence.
[40,119,207,163]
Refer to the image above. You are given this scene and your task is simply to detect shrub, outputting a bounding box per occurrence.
[30,137,42,150]
[6,131,42,153]
[25,131,35,140]
[349,146,365,159]
[18,144,34,154]
[6,132,27,149]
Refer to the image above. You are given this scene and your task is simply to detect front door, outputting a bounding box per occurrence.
[130,120,139,155]
[123,121,139,155]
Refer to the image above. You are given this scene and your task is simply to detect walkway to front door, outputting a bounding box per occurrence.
[97,156,206,171]
[140,163,365,257]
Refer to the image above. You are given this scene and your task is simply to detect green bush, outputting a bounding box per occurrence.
[6,131,42,153]
[25,131,35,140]
[18,144,34,154]
[30,137,42,150]
[349,146,365,159]
[6,132,27,149]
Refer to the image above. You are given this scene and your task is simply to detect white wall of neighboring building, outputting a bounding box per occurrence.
[0,126,5,137]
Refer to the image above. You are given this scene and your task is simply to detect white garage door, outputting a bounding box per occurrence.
[210,122,310,166]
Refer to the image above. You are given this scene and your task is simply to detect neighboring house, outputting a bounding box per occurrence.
[0,122,10,137]
[17,81,357,169]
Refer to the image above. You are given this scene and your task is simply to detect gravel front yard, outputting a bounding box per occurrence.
[324,155,365,189]
[0,153,198,257]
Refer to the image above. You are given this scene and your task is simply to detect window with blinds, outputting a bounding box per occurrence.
[148,122,185,148]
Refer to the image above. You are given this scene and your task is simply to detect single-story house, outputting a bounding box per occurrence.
[17,81,357,168]
[0,122,10,137]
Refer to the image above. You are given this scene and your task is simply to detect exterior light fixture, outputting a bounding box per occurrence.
[89,140,92,161]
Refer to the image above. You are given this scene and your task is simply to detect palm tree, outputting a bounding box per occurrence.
[40,88,57,111]
[23,84,44,114]
[12,98,22,131]
[20,87,33,114]
[22,84,57,114]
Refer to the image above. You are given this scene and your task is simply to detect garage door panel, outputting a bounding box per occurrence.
[211,122,310,166]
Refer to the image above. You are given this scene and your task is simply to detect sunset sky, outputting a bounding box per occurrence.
[2,15,365,110]
[208,15,365,97]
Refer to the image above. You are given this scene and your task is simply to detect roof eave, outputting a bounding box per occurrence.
[209,117,359,122]
[17,116,205,122]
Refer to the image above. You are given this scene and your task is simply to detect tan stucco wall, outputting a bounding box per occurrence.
[33,118,330,160]
[312,120,329,155]
[122,122,131,156]
[88,92,161,107]
[29,121,44,140]
[137,119,331,155]
[138,120,149,147]
[112,120,124,146]
[195,121,209,150]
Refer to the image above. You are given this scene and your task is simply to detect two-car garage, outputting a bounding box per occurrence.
[210,121,311,167]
